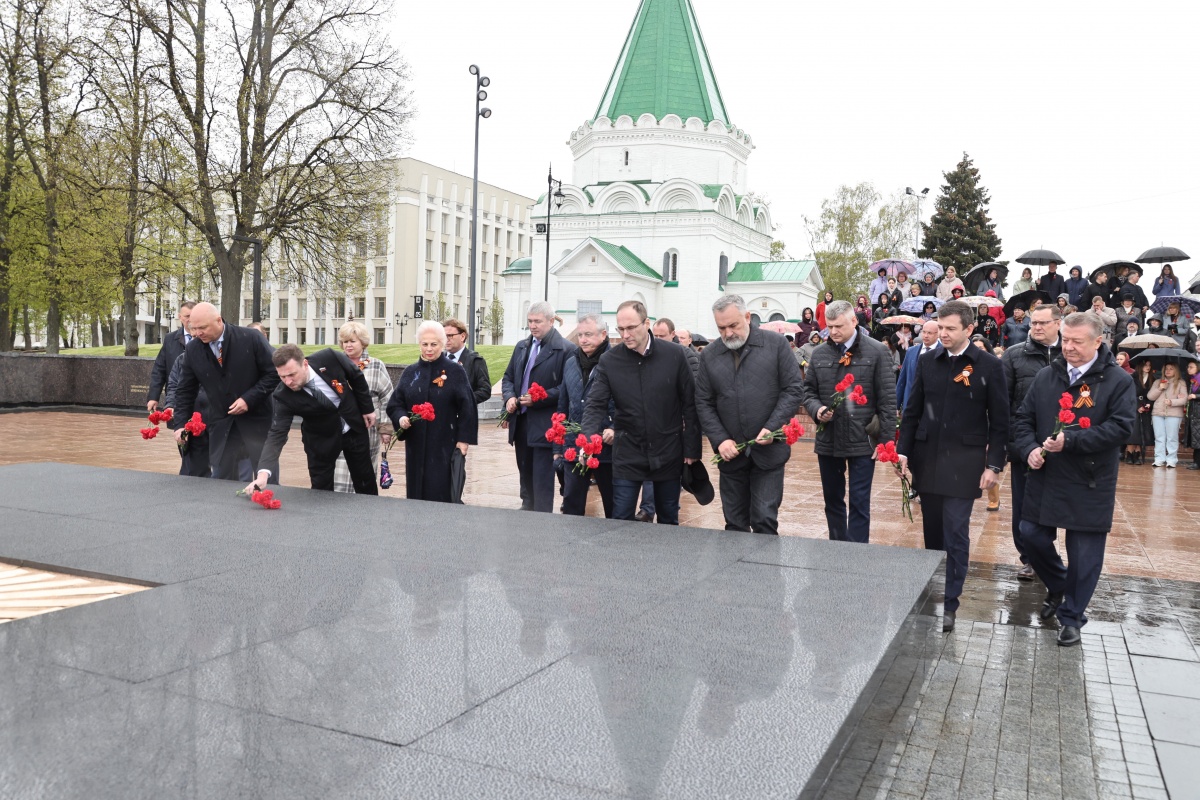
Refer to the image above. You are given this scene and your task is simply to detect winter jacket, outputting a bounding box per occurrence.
[1082,282,1112,310]
[1066,275,1089,308]
[1161,314,1198,352]
[816,302,828,330]
[556,343,615,462]
[1012,278,1034,294]
[918,280,938,296]
[695,327,806,470]
[937,277,965,301]
[1002,318,1030,347]
[1001,336,1061,461]
[800,328,897,458]
[1013,345,1135,532]
[1152,275,1182,297]
[978,277,1005,301]
[1148,378,1188,418]
[501,327,576,448]
[1091,305,1118,345]
[1038,273,1068,299]
[977,315,1001,348]
[580,337,702,482]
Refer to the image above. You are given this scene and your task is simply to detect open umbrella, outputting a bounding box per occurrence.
[1188,278,1200,295]
[1016,249,1066,266]
[1150,295,1200,316]
[910,259,944,280]
[868,258,915,278]
[962,262,1007,294]
[1089,264,1116,284]
[1128,347,1200,369]
[881,314,922,326]
[1004,289,1053,317]
[1136,246,1190,264]
[1099,259,1141,279]
[759,320,800,334]
[900,296,943,314]
[1118,333,1178,351]
[966,295,1004,309]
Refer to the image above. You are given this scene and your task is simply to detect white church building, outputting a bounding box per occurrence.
[503,0,822,341]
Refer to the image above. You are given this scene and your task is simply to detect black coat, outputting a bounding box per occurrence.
[453,347,492,405]
[147,327,189,403]
[387,354,479,502]
[580,337,702,482]
[164,352,209,423]
[501,328,575,448]
[1012,345,1135,532]
[1001,337,1061,461]
[173,324,279,470]
[695,327,806,470]
[800,328,897,458]
[1002,318,1030,347]
[1082,281,1113,309]
[897,344,1009,499]
[1037,272,1067,299]
[557,341,615,463]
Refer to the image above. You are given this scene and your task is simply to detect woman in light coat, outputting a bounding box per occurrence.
[1148,362,1189,467]
[1012,267,1034,294]
[1089,295,1118,346]
[936,266,965,301]
[333,321,394,493]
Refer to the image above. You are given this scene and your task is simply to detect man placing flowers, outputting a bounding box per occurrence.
[1012,311,1135,648]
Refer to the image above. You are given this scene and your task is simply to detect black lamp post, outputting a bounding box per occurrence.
[468,65,492,351]
[395,312,409,344]
[904,187,929,257]
[543,166,565,301]
[164,307,175,332]
[232,234,263,322]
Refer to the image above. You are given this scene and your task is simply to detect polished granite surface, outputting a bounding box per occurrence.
[0,463,941,799]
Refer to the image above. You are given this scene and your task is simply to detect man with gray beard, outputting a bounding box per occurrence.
[695,295,805,534]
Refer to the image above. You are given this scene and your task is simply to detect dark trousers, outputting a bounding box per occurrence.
[613,478,681,525]
[816,454,875,543]
[1020,522,1108,629]
[639,481,655,516]
[308,428,378,495]
[562,462,614,518]
[513,416,555,512]
[1009,465,1029,564]
[179,432,211,478]
[920,493,975,613]
[211,422,266,482]
[719,458,785,535]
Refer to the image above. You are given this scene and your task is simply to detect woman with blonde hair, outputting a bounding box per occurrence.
[1148,361,1189,467]
[936,265,965,301]
[333,321,394,492]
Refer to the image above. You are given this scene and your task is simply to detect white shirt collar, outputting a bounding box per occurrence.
[841,329,857,351]
[1068,353,1099,379]
[947,342,971,358]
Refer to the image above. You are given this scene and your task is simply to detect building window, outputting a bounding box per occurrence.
[439,272,447,291]
[426,209,433,230]
[375,297,387,318]
[494,227,501,246]
[243,300,253,320]
[354,297,366,319]
[494,254,499,271]
[662,251,678,282]
[425,270,432,290]
[769,312,785,322]
[334,298,346,319]
[507,231,513,249]
[482,224,489,244]
[623,149,629,166]
[441,242,448,264]
[518,234,524,252]
[455,245,461,265]
[425,239,433,261]
[453,274,460,295]
[279,298,289,319]
[376,269,386,288]
[315,327,326,345]
[579,300,602,317]
[718,254,729,287]
[297,299,307,319]
[374,327,385,345]
[298,328,307,345]
[441,213,449,234]
[279,328,288,344]
[455,218,463,237]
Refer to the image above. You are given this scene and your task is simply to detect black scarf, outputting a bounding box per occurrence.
[577,336,609,382]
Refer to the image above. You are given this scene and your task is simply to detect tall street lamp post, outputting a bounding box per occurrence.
[905,187,929,258]
[395,312,409,344]
[542,166,565,302]
[468,65,492,351]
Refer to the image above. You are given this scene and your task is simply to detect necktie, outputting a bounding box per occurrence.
[307,382,337,410]
[520,339,540,414]
[1069,367,1081,384]
[449,352,458,364]
[217,341,224,366]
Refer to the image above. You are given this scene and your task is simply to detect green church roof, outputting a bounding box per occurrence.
[503,257,532,275]
[727,261,818,283]
[594,0,730,125]
[590,238,663,281]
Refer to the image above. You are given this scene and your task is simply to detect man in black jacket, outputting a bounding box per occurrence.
[696,295,805,535]
[1037,262,1068,300]
[171,302,280,481]
[501,302,575,512]
[147,301,195,411]
[245,344,378,495]
[801,300,897,543]
[443,318,492,405]
[163,341,210,478]
[1001,304,1062,581]
[898,300,1009,633]
[1013,313,1135,647]
[582,300,701,525]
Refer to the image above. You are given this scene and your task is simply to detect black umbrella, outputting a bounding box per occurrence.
[449,448,466,504]
[1016,248,1065,266]
[962,262,1008,294]
[1136,246,1190,264]
[1099,259,1141,279]
[1089,264,1115,284]
[1128,347,1200,369]
[1188,279,1200,295]
[1004,289,1052,317]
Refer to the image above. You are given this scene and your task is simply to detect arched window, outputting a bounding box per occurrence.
[750,313,761,325]
[769,312,785,322]
[718,254,728,287]
[623,149,629,167]
[662,250,678,282]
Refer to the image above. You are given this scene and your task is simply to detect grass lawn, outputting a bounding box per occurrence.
[62,343,517,387]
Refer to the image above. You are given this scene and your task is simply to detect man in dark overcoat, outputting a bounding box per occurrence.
[801,300,897,543]
[696,294,805,535]
[147,301,195,412]
[898,300,1009,633]
[172,302,280,481]
[1013,312,1135,647]
[501,301,575,512]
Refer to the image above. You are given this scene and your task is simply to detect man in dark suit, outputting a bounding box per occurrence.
[898,300,1009,633]
[147,301,195,412]
[1037,262,1068,300]
[895,320,940,413]
[244,344,378,495]
[501,301,576,512]
[443,318,492,405]
[171,302,280,481]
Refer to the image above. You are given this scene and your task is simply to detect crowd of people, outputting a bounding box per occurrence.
[146,259,1199,649]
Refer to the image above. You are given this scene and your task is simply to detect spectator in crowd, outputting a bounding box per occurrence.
[502,301,575,512]
[816,290,835,330]
[868,267,890,303]
[1012,267,1035,294]
[1161,301,1197,352]
[1056,295,1070,315]
[887,277,904,309]
[897,300,1008,633]
[332,321,394,493]
[1037,262,1068,299]
[976,303,1001,348]
[1003,307,1030,347]
[1083,270,1113,309]
[1148,362,1189,468]
[892,323,914,353]
[919,271,939,296]
[386,321,478,502]
[1184,360,1200,470]
[871,292,896,340]
[909,282,925,301]
[1116,293,1144,333]
[557,313,615,517]
[798,308,818,341]
[978,267,1006,301]
[921,300,938,321]
[937,265,965,301]
[1124,268,1150,312]
[801,300,897,544]
[696,294,805,535]
[1152,264,1181,297]
[676,328,695,349]
[1127,359,1155,465]
[1065,266,1088,308]
[1089,295,1118,345]
[1014,311,1134,647]
[854,294,873,328]
[581,300,700,525]
[1116,351,1133,374]
[796,330,822,377]
[897,320,940,413]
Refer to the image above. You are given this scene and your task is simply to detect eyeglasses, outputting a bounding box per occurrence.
[445,330,465,338]
[1029,320,1057,326]
[615,324,644,335]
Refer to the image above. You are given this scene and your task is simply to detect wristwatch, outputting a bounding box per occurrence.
[988,466,1004,475]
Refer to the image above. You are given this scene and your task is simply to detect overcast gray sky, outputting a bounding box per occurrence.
[392,0,1200,286]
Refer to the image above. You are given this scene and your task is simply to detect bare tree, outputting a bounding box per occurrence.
[138,0,410,322]
[0,0,26,351]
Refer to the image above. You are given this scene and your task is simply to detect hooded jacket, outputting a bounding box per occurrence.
[1066,269,1089,308]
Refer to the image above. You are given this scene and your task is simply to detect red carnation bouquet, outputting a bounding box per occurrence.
[236,488,282,509]
[1040,392,1092,457]
[139,407,175,440]
[384,403,436,457]
[498,382,548,427]
[710,417,806,465]
[874,440,913,522]
[545,412,581,445]
[819,374,868,433]
[177,412,207,454]
[563,432,604,475]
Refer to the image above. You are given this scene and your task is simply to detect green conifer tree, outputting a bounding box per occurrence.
[918,153,1002,276]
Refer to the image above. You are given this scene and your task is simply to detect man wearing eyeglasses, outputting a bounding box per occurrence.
[443,318,492,405]
[1001,304,1063,581]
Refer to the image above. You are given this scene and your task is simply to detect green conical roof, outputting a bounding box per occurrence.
[594,0,730,125]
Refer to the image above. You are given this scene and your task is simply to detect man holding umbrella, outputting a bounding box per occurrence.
[1037,263,1068,300]
[1013,312,1135,647]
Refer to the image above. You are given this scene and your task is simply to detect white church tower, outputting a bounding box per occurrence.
[502,0,822,341]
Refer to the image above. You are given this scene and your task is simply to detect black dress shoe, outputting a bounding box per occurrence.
[1017,564,1036,581]
[1188,463,1200,471]
[635,510,654,523]
[1039,592,1064,620]
[1057,626,1081,647]
[943,611,955,633]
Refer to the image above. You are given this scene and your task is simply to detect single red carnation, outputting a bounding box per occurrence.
[160,408,174,422]
[1058,409,1076,424]
[575,433,587,448]
[148,411,162,425]
[528,383,548,403]
[586,457,600,470]
[854,394,869,405]
[1079,417,1092,429]
[564,447,577,461]
[1058,393,1073,410]
[268,499,281,509]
